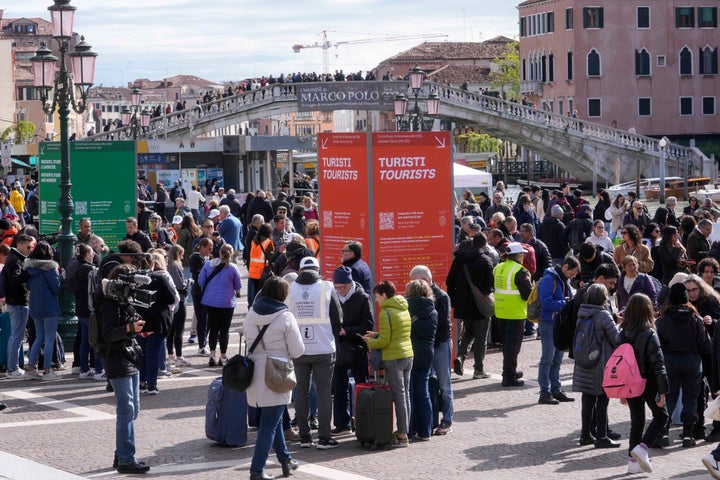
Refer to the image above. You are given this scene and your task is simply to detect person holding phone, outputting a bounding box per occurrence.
[98,263,151,474]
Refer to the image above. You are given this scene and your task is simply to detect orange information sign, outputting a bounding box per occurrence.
[370,132,454,291]
[317,133,369,278]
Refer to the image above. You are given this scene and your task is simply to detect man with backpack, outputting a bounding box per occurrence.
[563,204,593,256]
[537,256,580,405]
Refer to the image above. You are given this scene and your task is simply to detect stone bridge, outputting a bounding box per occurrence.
[88,81,708,184]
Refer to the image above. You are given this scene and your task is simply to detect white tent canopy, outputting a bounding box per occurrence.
[453,162,492,190]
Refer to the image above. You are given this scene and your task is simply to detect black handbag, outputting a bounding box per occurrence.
[222,323,270,392]
[336,341,366,369]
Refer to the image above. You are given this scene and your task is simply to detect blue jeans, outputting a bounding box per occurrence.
[78,316,103,373]
[537,321,564,395]
[250,404,291,475]
[431,340,454,424]
[409,366,432,439]
[384,357,413,435]
[6,304,29,372]
[137,333,163,388]
[109,373,141,466]
[28,316,59,371]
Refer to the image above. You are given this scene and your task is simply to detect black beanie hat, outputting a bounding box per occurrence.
[669,283,689,306]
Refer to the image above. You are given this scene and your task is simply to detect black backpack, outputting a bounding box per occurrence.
[553,295,578,354]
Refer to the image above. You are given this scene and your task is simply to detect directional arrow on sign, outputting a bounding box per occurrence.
[321,137,329,149]
[434,136,446,148]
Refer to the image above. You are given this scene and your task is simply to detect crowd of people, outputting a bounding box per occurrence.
[9,172,720,477]
[453,180,720,476]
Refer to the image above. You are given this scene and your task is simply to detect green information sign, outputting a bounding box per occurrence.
[39,141,136,250]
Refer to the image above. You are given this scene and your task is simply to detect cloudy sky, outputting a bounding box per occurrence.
[6,0,519,87]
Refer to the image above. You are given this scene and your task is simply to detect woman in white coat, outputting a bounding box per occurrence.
[245,277,305,480]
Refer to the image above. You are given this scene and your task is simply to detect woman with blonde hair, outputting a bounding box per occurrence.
[199,243,242,367]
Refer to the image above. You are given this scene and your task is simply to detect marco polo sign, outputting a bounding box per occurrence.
[297,81,401,112]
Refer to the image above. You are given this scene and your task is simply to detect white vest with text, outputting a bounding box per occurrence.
[287,280,336,355]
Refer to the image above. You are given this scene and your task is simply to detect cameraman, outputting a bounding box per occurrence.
[99,263,150,474]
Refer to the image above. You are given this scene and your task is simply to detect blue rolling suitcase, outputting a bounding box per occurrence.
[205,377,248,447]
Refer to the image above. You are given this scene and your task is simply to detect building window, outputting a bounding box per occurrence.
[703,97,716,115]
[549,53,555,82]
[583,7,604,28]
[699,7,718,28]
[567,51,573,80]
[588,98,601,117]
[547,12,555,33]
[566,8,573,29]
[637,7,650,28]
[680,97,693,115]
[522,58,526,81]
[680,47,693,75]
[700,47,719,74]
[635,49,651,75]
[657,55,666,67]
[587,49,601,76]
[520,17,526,37]
[638,98,651,116]
[676,7,695,27]
[542,54,547,81]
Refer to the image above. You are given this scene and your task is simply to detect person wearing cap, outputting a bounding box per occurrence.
[493,241,533,387]
[148,214,174,250]
[207,208,221,225]
[331,265,373,434]
[287,256,343,450]
[123,217,153,252]
[272,191,292,216]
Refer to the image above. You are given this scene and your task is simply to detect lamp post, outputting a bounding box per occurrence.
[658,136,668,204]
[121,87,150,140]
[30,0,97,344]
[393,65,439,131]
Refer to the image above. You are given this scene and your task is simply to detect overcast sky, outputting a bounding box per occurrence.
[6,1,519,87]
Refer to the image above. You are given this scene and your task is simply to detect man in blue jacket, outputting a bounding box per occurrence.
[217,205,243,264]
[537,256,580,405]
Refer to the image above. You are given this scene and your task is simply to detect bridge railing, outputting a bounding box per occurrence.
[428,82,693,159]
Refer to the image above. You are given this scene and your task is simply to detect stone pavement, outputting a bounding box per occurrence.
[0,310,717,479]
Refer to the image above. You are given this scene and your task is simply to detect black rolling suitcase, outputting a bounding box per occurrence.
[355,380,393,449]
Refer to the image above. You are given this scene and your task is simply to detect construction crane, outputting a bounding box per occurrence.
[292,31,449,75]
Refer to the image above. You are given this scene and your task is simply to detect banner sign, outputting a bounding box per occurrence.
[370,131,453,291]
[297,81,401,112]
[317,131,453,292]
[317,133,369,278]
[39,141,136,250]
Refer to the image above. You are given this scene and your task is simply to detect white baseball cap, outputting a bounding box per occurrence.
[505,242,526,255]
[207,209,220,219]
[299,256,320,270]
[172,215,183,225]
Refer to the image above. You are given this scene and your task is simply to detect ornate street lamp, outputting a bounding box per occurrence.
[393,65,439,131]
[30,0,97,341]
[121,87,147,140]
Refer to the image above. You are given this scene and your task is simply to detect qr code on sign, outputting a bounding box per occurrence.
[75,201,88,215]
[378,212,394,230]
[323,211,333,229]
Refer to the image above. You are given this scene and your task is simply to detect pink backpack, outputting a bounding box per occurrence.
[602,343,647,399]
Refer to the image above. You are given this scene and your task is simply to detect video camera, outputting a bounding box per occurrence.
[102,272,157,309]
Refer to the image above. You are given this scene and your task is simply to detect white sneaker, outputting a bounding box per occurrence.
[703,453,720,480]
[79,369,95,379]
[25,369,43,380]
[175,357,190,367]
[93,371,107,381]
[630,443,652,473]
[42,371,61,381]
[6,368,26,380]
[198,347,209,356]
[71,366,81,374]
[627,459,643,474]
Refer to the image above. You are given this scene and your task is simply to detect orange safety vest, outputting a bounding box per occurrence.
[248,238,273,279]
[306,236,320,257]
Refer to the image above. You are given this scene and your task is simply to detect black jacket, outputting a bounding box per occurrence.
[622,329,669,394]
[446,245,494,319]
[133,271,178,336]
[3,247,29,305]
[431,283,451,347]
[656,305,712,356]
[539,216,568,260]
[70,260,95,317]
[337,282,374,348]
[123,230,153,252]
[98,298,139,379]
[572,248,614,289]
[408,296,438,370]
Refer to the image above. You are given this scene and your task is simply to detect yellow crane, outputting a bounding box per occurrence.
[292,30,448,74]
